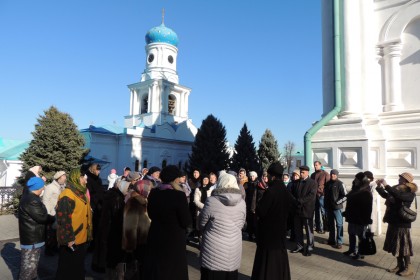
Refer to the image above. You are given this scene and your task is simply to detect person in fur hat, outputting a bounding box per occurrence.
[144,165,191,280]
[376,172,417,277]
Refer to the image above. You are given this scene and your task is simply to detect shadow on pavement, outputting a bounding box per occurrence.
[1,241,20,280]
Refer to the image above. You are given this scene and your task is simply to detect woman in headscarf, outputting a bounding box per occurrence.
[376,172,417,277]
[55,168,92,280]
[121,179,152,279]
[143,165,191,280]
[199,171,246,280]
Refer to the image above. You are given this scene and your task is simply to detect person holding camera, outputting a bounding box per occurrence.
[376,173,417,277]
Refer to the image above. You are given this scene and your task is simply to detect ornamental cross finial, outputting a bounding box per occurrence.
[162,8,165,24]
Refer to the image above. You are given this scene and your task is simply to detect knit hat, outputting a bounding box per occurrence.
[249,171,258,178]
[399,172,414,183]
[217,171,239,189]
[147,166,161,176]
[126,171,141,182]
[53,171,66,180]
[267,162,284,177]
[330,169,339,176]
[27,177,45,191]
[160,165,181,183]
[110,169,117,174]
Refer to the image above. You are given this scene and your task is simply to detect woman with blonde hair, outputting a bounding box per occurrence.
[376,172,417,277]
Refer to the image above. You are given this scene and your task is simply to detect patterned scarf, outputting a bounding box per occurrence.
[68,168,87,194]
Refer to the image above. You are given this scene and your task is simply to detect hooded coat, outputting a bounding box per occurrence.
[199,187,246,271]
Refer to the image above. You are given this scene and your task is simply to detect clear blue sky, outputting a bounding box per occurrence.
[0,0,323,152]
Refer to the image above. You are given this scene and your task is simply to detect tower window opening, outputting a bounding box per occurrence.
[168,95,176,115]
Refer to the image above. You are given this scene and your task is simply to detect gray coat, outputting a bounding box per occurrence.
[199,188,246,271]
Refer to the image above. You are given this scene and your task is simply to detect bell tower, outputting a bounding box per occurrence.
[125,11,191,128]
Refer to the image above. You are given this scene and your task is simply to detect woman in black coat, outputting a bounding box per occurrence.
[251,162,293,280]
[143,165,191,280]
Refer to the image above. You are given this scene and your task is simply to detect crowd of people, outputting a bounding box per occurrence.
[16,161,417,279]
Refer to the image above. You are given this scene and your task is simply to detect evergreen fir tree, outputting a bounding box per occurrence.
[188,114,230,175]
[231,123,260,173]
[19,106,88,181]
[257,129,281,172]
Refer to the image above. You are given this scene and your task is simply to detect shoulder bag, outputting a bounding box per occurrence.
[399,196,417,223]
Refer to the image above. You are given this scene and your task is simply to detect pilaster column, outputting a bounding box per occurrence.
[341,0,362,117]
[382,42,403,112]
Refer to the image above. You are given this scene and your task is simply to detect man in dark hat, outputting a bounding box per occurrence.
[290,165,318,256]
[251,162,293,279]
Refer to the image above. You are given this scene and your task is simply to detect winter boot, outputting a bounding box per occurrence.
[398,264,413,277]
[387,257,403,273]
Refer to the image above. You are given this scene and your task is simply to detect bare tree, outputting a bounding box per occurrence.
[284,141,295,174]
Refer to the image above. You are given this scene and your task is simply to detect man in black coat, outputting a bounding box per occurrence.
[251,162,293,280]
[290,165,317,256]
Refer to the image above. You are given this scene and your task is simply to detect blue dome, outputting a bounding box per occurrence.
[145,23,178,47]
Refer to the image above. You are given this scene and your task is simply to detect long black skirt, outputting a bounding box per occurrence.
[55,243,88,280]
[251,246,291,280]
[200,267,238,280]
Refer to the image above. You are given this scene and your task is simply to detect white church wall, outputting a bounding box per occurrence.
[401,18,420,110]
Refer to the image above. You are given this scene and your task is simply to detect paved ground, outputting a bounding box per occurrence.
[1,214,419,280]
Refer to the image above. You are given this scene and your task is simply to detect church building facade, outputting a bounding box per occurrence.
[306,0,420,234]
[81,19,197,176]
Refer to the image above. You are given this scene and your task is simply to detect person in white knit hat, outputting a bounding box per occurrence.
[199,171,246,279]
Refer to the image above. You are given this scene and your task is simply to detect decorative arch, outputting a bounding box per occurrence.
[380,0,420,43]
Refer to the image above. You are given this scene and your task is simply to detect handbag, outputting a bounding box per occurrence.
[399,197,417,223]
[358,227,376,255]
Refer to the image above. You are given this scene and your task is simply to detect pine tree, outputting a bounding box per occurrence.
[19,106,88,181]
[257,129,281,172]
[231,123,260,174]
[188,114,230,175]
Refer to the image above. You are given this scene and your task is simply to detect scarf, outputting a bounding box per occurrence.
[68,169,87,194]
[200,184,211,203]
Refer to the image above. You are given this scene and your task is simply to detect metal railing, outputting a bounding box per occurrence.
[0,187,18,213]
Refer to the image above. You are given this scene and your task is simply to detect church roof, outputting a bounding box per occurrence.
[145,23,179,47]
[80,124,125,135]
[0,138,29,160]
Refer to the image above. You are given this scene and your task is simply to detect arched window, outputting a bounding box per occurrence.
[168,95,176,115]
[135,160,140,172]
[143,160,148,168]
[162,160,167,169]
[141,95,148,114]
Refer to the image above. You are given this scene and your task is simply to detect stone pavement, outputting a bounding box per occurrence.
[1,214,419,279]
